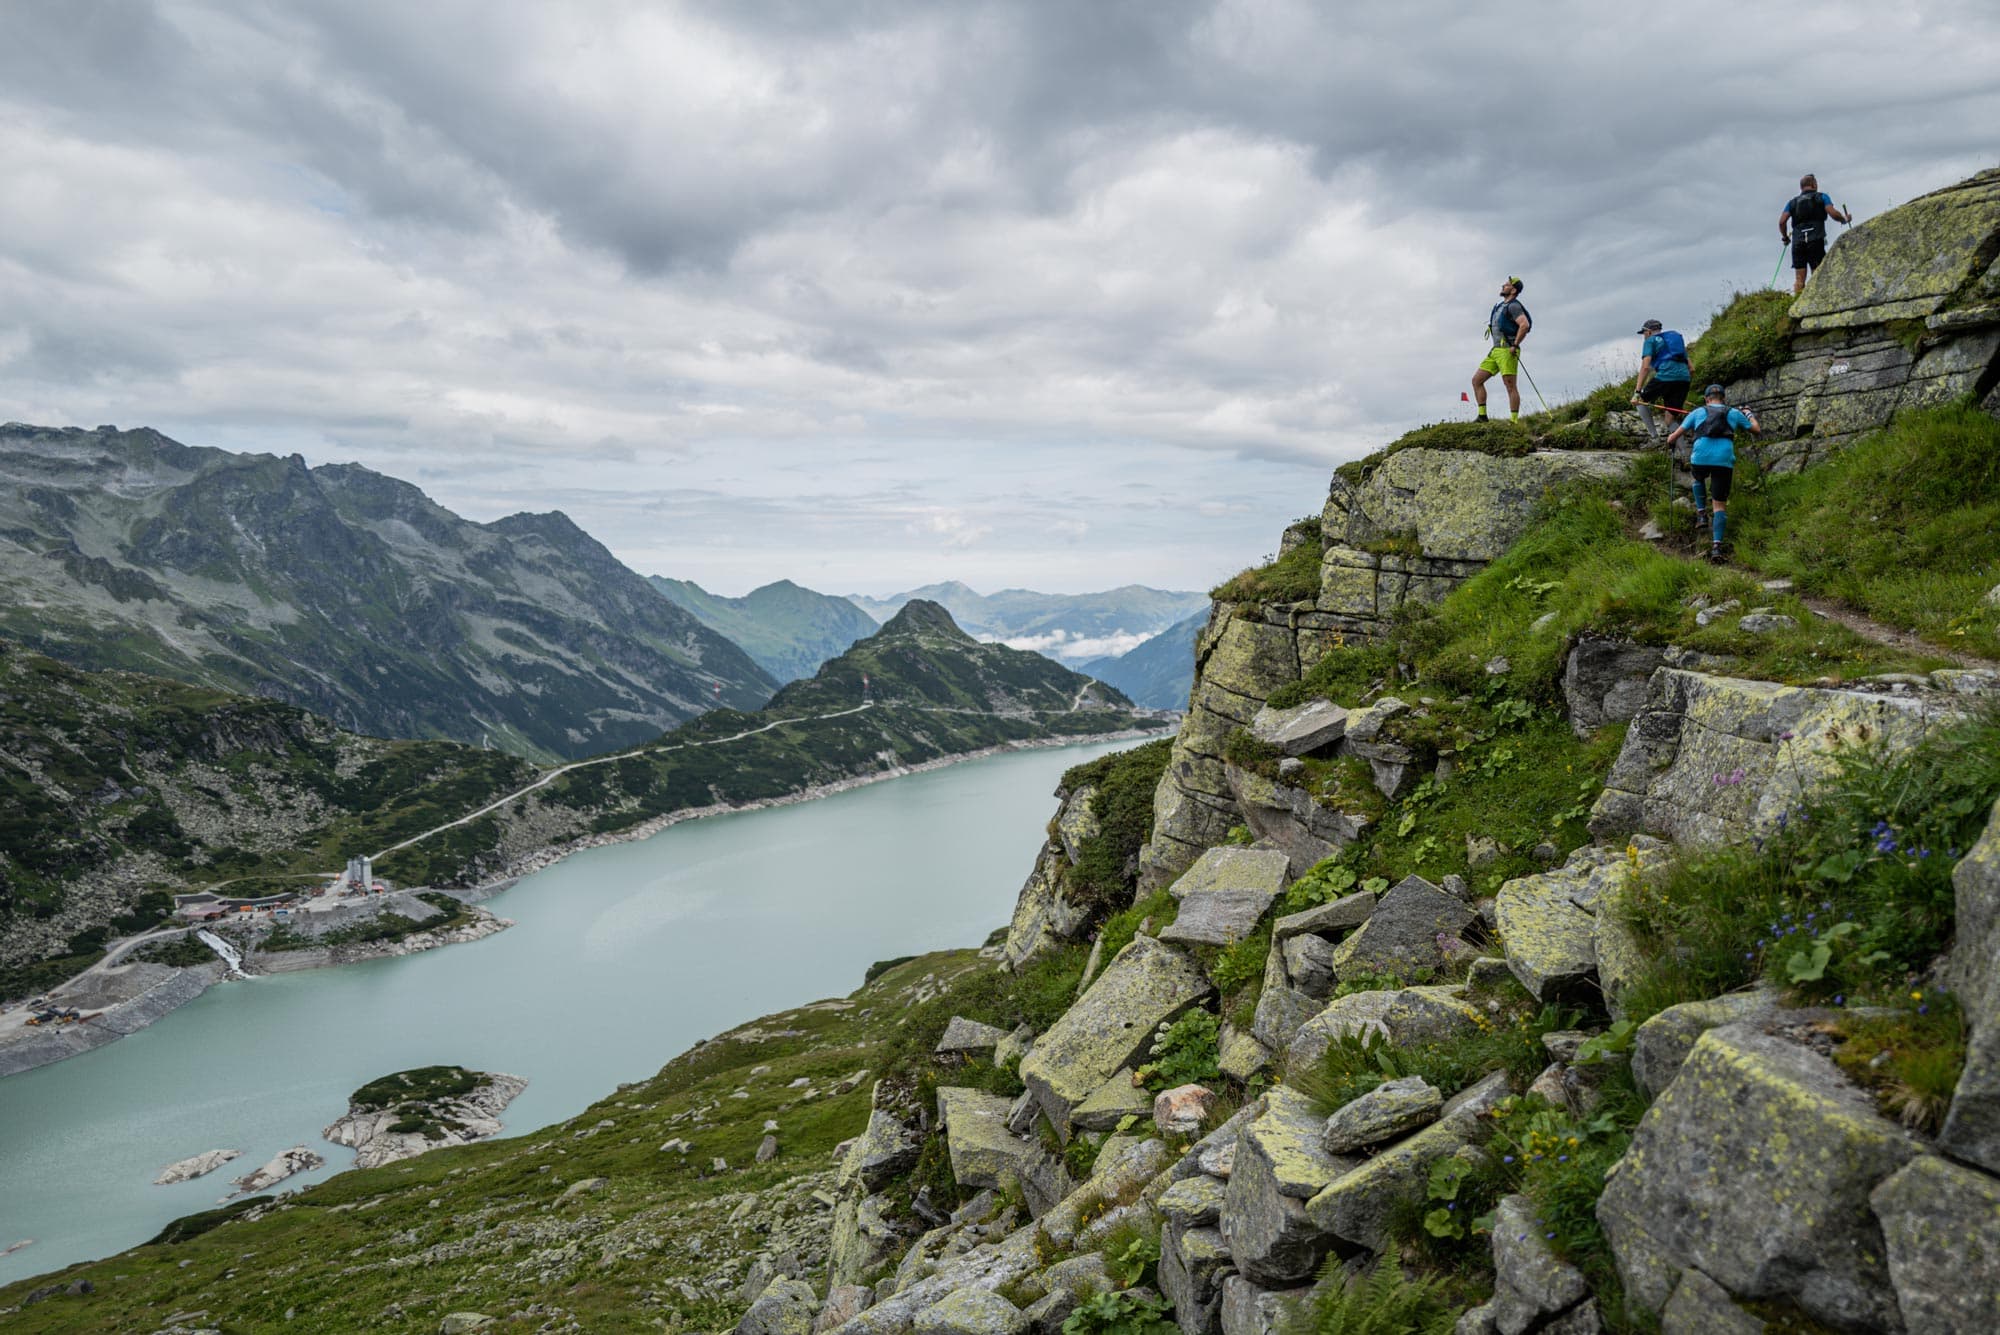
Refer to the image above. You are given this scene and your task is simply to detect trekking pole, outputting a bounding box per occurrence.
[1516,354,1551,414]
[1770,245,1787,289]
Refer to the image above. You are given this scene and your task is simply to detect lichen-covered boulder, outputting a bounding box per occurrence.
[1273,892,1377,941]
[1596,1025,1919,1329]
[1020,935,1213,1138]
[1248,936,1319,1056]
[1218,1022,1271,1083]
[1250,699,1350,756]
[1055,786,1101,865]
[1943,796,2000,1174]
[1629,991,1781,1098]
[936,1087,1065,1213]
[1160,1224,1234,1335]
[1328,876,1475,980]
[1870,1154,2000,1335]
[840,1109,922,1192]
[1657,1269,1764,1335]
[1070,1070,1151,1132]
[1285,985,1482,1072]
[1002,846,1090,969]
[1589,669,1950,847]
[911,1288,1028,1335]
[1562,639,1669,738]
[1494,868,1598,1003]
[1304,1072,1511,1252]
[1318,1076,1442,1154]
[1281,934,1338,998]
[1218,1276,1309,1335]
[936,1017,1011,1059]
[1226,765,1370,876]
[1162,847,1290,947]
[739,1278,820,1335]
[1488,1194,1588,1332]
[829,1193,903,1288]
[1219,1087,1354,1285]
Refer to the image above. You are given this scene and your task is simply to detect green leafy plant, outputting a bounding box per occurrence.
[1571,1020,1635,1066]
[1140,1009,1222,1091]
[1290,1257,1456,1335]
[1063,1289,1177,1335]
[1103,1228,1163,1289]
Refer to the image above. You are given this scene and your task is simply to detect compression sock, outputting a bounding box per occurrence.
[1637,404,1657,439]
[1712,510,1727,544]
[1510,411,1520,421]
[1476,405,1488,419]
[1691,481,1706,511]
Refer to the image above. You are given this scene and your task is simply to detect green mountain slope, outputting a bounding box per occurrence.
[1077,611,1204,709]
[0,603,1153,998]
[648,576,881,682]
[0,425,776,762]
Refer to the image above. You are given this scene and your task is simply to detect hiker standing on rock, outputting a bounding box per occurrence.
[1632,318,1692,444]
[1666,383,1760,564]
[1472,277,1531,422]
[1780,174,1851,295]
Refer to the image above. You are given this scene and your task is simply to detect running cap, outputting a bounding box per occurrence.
[1636,318,1663,334]
[1704,383,1726,397]
[1506,275,1524,292]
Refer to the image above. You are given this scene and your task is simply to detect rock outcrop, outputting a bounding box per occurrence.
[323,1069,528,1170]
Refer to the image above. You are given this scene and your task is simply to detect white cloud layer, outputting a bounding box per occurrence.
[1,2,1995,594]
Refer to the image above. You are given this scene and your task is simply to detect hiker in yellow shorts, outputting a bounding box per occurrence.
[1472,277,1531,421]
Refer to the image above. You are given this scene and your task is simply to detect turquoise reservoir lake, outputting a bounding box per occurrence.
[0,738,1137,1279]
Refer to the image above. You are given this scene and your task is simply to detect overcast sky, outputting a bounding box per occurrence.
[2,3,1994,597]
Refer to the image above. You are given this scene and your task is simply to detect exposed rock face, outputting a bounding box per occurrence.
[738,1277,820,1335]
[1596,1025,1919,1329]
[1327,876,1474,981]
[1002,782,1103,969]
[1495,840,1671,1006]
[1869,1155,2000,1335]
[1943,797,2000,1173]
[1561,639,1669,738]
[1284,985,1482,1073]
[228,1145,326,1198]
[1589,669,1955,847]
[1019,935,1212,1138]
[1731,167,2000,469]
[935,1088,1065,1216]
[1224,766,1370,876]
[323,1071,527,1170]
[1315,448,1640,640]
[1219,1088,1353,1286]
[1317,1076,1441,1154]
[153,1148,240,1185]
[1249,700,1349,757]
[839,1109,922,1193]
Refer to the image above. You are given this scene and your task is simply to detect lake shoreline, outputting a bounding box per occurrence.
[0,727,1169,1080]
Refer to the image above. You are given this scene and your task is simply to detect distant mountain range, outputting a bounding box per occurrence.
[845,581,1209,662]
[0,425,775,762]
[648,577,880,683]
[1078,611,1205,709]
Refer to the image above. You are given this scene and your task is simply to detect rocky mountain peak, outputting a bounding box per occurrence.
[875,598,974,641]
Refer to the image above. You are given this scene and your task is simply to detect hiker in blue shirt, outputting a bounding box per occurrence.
[1631,318,1692,444]
[1666,384,1761,563]
[1780,174,1851,295]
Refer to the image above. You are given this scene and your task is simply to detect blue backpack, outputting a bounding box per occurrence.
[1654,330,1687,366]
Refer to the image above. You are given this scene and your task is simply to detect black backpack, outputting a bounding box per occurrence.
[1791,192,1828,243]
[1698,406,1737,439]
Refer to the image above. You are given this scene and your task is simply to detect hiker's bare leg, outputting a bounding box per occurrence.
[1793,264,1808,295]
[1502,374,1521,414]
[1471,368,1491,408]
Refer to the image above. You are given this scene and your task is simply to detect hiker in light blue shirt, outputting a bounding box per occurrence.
[1666,384,1761,563]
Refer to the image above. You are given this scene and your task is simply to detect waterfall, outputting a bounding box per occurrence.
[194,930,249,978]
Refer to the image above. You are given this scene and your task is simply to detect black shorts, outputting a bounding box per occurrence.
[1638,379,1690,410]
[1691,463,1733,503]
[1792,235,1827,270]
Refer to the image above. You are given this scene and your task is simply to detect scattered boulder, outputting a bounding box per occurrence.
[1657,1268,1764,1335]
[815,1286,876,1334]
[1562,639,1669,737]
[1327,876,1475,980]
[1159,1175,1228,1229]
[1219,1276,1309,1335]
[1488,1194,1588,1331]
[1285,985,1482,1072]
[757,1134,780,1164]
[1870,1154,2000,1335]
[1217,1023,1271,1083]
[1071,1070,1152,1132]
[1629,990,1781,1098]
[227,1146,325,1198]
[1219,1087,1353,1285]
[840,1109,922,1192]
[1317,1076,1442,1154]
[1943,796,2000,1173]
[911,1288,1028,1335]
[737,1277,819,1335]
[1162,848,1290,947]
[936,1017,1011,1060]
[936,1087,1065,1214]
[1159,1224,1233,1335]
[1280,934,1337,998]
[1596,1025,1919,1329]
[829,1193,902,1288]
[440,1316,495,1335]
[1250,699,1350,756]
[1249,937,1320,1055]
[1272,893,1377,941]
[1020,935,1213,1138]
[1736,613,1797,634]
[1155,1084,1218,1137]
[1305,1072,1511,1252]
